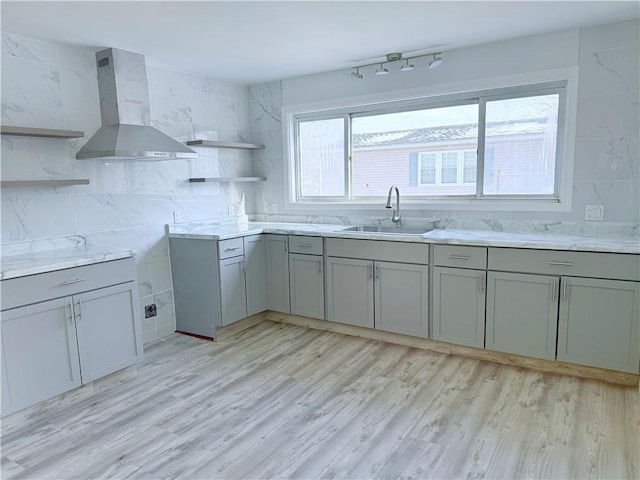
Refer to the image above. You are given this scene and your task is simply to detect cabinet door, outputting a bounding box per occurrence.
[244,235,267,316]
[289,254,324,320]
[375,262,428,337]
[326,257,374,328]
[219,256,248,326]
[486,271,559,360]
[433,267,486,347]
[74,282,142,383]
[558,277,640,373]
[1,298,81,415]
[265,235,290,313]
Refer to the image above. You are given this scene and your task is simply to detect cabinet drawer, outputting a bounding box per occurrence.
[288,236,323,255]
[488,248,640,281]
[326,238,429,264]
[433,245,487,269]
[1,258,136,311]
[218,237,244,259]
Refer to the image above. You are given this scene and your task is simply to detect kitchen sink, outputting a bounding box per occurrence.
[342,225,433,235]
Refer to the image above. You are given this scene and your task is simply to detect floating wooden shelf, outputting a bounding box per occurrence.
[1,179,90,187]
[185,140,265,150]
[1,125,84,138]
[189,177,267,183]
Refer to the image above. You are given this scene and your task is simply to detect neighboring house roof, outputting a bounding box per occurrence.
[353,119,548,148]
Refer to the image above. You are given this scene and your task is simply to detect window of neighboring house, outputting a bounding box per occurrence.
[289,81,566,204]
[418,150,477,188]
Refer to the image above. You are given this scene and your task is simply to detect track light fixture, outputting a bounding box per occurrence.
[350,68,363,79]
[429,54,444,69]
[400,60,415,72]
[350,51,443,79]
[375,64,389,75]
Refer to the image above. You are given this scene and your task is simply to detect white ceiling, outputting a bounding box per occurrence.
[2,1,638,84]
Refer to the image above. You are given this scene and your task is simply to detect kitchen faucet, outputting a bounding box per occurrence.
[385,185,401,226]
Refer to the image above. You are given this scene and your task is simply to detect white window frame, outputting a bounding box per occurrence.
[282,67,578,213]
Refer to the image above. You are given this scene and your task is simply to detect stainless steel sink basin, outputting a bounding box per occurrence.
[342,225,432,235]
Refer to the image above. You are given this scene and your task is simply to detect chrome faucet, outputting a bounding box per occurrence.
[385,185,401,226]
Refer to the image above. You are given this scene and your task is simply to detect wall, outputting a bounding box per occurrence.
[249,20,639,226]
[1,33,255,344]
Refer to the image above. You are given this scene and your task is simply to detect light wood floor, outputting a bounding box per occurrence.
[2,320,638,479]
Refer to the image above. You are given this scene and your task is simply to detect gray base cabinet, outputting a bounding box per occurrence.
[433,267,486,348]
[557,277,640,373]
[1,258,142,416]
[326,257,374,328]
[171,235,268,334]
[375,261,428,337]
[265,235,290,313]
[326,257,428,335]
[486,271,559,360]
[325,239,429,336]
[289,253,324,320]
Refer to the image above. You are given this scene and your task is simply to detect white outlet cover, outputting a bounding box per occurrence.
[585,204,604,221]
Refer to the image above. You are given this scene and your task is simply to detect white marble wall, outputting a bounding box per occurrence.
[249,20,639,227]
[572,20,639,223]
[1,33,255,344]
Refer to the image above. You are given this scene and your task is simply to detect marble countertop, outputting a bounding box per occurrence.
[0,246,135,280]
[168,222,640,254]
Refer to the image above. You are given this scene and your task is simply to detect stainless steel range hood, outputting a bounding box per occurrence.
[76,48,197,161]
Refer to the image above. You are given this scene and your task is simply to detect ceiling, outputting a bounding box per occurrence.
[2,1,638,84]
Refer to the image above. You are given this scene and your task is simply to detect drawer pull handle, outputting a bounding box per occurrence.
[296,243,312,248]
[448,255,470,260]
[318,259,322,275]
[548,261,574,267]
[225,247,241,251]
[368,264,373,279]
[60,278,85,286]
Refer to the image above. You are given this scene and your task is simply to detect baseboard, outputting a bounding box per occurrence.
[266,311,640,388]
[215,312,267,341]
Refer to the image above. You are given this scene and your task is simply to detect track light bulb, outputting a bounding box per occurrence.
[375,64,389,76]
[429,55,444,69]
[351,69,363,79]
[400,60,415,72]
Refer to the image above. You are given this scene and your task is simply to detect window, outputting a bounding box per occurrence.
[297,117,346,197]
[289,82,566,204]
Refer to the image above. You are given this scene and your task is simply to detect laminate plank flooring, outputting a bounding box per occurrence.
[2,320,638,479]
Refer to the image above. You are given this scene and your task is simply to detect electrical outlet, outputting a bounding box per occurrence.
[585,204,604,221]
[269,202,279,214]
[144,304,157,318]
[173,210,182,223]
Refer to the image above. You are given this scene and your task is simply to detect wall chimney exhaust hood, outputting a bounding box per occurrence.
[76,48,197,161]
